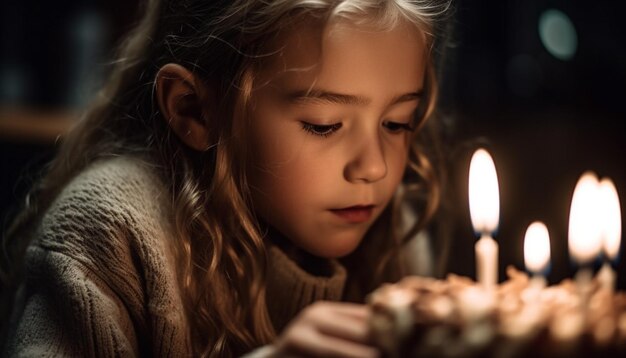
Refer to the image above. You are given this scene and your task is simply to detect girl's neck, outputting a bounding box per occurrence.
[263,224,334,277]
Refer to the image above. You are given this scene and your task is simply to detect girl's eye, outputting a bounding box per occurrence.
[383,121,414,133]
[301,122,342,137]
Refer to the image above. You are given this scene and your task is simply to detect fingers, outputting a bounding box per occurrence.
[274,301,380,358]
[318,302,371,321]
[317,335,379,358]
[285,323,379,358]
[305,308,370,343]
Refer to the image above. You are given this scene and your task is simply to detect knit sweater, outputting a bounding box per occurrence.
[2,156,347,357]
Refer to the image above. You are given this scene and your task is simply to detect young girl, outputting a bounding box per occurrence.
[1,0,452,356]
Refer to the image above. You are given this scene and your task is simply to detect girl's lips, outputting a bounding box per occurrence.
[330,205,375,223]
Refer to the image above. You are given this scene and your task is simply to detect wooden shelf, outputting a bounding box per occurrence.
[0,107,76,144]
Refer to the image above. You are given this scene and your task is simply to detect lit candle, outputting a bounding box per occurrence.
[469,148,500,289]
[523,221,551,288]
[568,172,603,303]
[568,172,603,267]
[597,178,622,292]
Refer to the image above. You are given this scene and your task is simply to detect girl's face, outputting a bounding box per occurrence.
[247,18,427,258]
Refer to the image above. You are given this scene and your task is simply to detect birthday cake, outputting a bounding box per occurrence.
[367,266,626,358]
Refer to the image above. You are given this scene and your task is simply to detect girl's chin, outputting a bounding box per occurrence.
[267,222,366,260]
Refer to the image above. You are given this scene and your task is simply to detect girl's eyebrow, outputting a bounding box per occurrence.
[285,89,423,106]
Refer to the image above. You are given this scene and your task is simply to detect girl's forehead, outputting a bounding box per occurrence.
[257,18,426,93]
[257,17,326,79]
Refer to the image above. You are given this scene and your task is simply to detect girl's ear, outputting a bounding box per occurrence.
[155,63,215,151]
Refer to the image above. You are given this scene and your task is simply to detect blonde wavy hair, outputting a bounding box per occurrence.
[1,0,453,356]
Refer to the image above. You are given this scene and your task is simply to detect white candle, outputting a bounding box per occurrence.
[469,149,500,288]
[597,178,622,291]
[523,221,550,288]
[596,263,616,292]
[568,172,603,318]
[476,234,498,289]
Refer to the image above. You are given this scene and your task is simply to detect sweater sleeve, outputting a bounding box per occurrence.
[3,157,190,357]
[4,246,138,357]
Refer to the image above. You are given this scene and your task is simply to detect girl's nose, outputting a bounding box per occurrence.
[344,137,388,183]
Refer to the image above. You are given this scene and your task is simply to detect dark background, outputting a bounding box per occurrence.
[1,1,625,287]
[439,0,626,288]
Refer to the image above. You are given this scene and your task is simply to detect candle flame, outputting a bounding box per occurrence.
[599,178,622,261]
[568,172,603,264]
[469,149,500,234]
[524,221,551,274]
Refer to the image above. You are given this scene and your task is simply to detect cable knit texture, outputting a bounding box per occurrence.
[3,156,347,357]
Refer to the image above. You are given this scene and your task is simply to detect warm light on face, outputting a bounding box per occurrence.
[469,149,500,234]
[246,19,426,258]
[599,178,622,261]
[524,221,551,274]
[568,172,603,264]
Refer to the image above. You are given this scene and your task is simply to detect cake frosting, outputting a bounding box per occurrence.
[368,266,626,357]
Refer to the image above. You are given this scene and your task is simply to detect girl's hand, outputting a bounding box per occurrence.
[272,301,379,358]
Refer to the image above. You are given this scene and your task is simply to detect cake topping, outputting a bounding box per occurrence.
[368,265,626,357]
